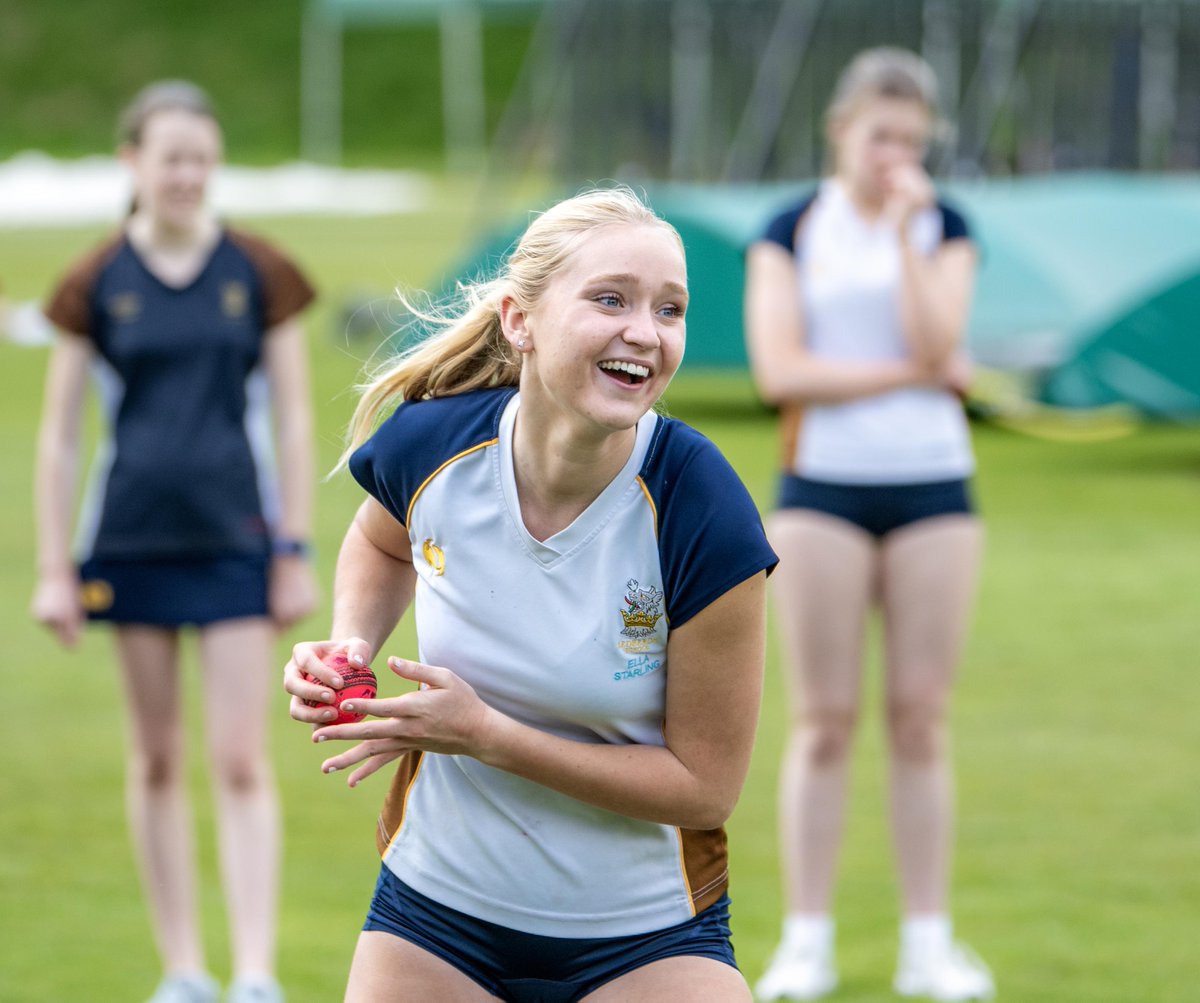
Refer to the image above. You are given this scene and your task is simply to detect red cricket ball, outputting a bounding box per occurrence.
[304,652,377,724]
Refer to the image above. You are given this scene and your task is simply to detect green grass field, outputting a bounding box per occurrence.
[1,188,1196,1002]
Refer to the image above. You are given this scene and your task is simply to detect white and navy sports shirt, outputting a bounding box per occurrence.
[44,229,315,560]
[761,178,975,485]
[350,387,777,938]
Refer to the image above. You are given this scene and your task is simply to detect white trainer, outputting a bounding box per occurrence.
[754,935,837,1001]
[894,940,995,1001]
[146,973,220,1003]
[226,976,285,1003]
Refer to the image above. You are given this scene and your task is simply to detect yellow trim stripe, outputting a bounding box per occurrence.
[638,476,669,627]
[635,476,659,536]
[673,826,698,916]
[667,707,695,911]
[382,751,427,857]
[406,439,498,527]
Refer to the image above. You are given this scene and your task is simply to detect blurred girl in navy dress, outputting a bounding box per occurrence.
[32,80,317,1003]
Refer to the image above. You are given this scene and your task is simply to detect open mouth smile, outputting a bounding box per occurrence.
[598,360,652,386]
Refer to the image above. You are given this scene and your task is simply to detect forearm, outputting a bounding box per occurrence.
[897,243,967,370]
[274,418,315,541]
[34,337,88,575]
[476,576,766,831]
[746,244,917,405]
[33,439,78,575]
[478,713,732,830]
[329,523,414,658]
[754,353,921,406]
[265,318,316,541]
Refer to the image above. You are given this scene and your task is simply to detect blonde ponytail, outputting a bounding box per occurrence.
[336,280,520,471]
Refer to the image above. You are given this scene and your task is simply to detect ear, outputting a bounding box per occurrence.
[498,295,531,352]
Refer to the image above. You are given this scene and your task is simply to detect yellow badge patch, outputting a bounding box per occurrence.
[108,291,142,322]
[422,539,445,576]
[221,281,249,318]
[80,579,114,612]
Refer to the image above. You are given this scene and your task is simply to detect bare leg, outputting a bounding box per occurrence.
[114,625,206,975]
[198,617,281,983]
[879,516,983,915]
[582,956,750,1002]
[769,511,876,914]
[344,931,500,1002]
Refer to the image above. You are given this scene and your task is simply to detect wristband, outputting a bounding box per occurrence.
[271,537,312,558]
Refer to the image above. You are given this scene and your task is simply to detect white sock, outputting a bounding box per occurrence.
[783,913,834,952]
[901,914,952,955]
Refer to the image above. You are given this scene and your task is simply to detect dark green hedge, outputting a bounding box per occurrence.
[0,1,534,165]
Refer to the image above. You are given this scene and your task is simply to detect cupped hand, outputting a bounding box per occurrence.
[882,162,935,229]
[31,571,84,648]
[940,352,974,398]
[283,636,374,725]
[311,657,494,788]
[268,556,320,630]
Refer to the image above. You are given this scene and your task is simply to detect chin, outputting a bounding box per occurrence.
[594,398,655,432]
[162,200,204,223]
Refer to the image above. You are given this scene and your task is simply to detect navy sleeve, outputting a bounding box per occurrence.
[348,406,420,527]
[349,388,515,528]
[757,193,818,257]
[641,420,778,629]
[938,201,971,243]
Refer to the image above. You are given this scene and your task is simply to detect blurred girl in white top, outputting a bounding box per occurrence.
[745,48,993,1001]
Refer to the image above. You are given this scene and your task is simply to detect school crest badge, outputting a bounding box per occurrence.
[221,281,249,318]
[107,291,142,323]
[619,579,664,638]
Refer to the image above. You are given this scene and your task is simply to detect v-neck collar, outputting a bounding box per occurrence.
[824,177,878,234]
[495,394,659,566]
[123,227,227,294]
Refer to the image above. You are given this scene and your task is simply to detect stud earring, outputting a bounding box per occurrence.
[517,339,527,350]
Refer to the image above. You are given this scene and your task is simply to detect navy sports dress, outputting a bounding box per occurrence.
[44,228,315,625]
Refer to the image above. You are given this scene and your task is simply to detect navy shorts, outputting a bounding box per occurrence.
[777,475,976,539]
[363,865,739,1003]
[78,554,270,627]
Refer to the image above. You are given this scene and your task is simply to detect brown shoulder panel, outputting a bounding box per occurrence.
[225,228,317,330]
[680,824,730,915]
[43,233,126,337]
